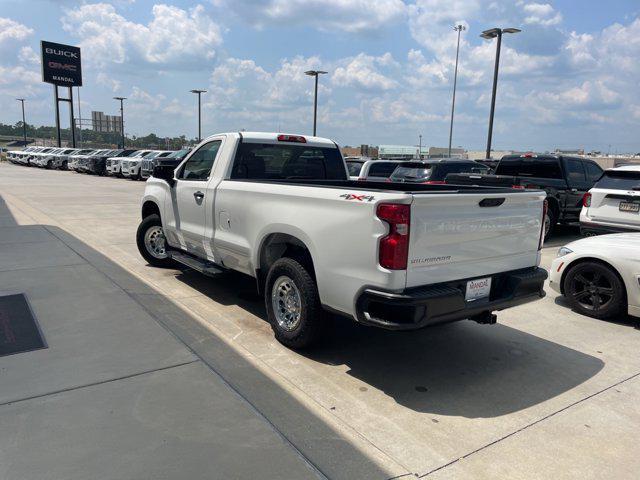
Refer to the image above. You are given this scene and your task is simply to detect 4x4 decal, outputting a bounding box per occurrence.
[340,193,375,202]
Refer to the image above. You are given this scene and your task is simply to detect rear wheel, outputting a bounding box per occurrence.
[543,207,557,241]
[563,261,625,319]
[265,257,324,349]
[136,214,174,268]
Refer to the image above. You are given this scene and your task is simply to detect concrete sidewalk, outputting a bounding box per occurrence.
[0,196,321,480]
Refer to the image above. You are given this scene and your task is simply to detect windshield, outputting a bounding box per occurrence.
[595,171,640,190]
[346,161,364,176]
[168,149,191,159]
[391,165,433,182]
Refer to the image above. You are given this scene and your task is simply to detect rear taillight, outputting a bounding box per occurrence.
[423,180,446,185]
[511,184,525,189]
[539,199,548,250]
[583,192,592,207]
[377,203,410,270]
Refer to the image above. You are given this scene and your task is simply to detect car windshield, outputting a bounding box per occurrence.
[168,149,191,158]
[346,161,364,176]
[143,151,162,159]
[390,164,434,182]
[595,171,640,190]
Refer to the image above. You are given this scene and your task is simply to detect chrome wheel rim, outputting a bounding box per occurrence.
[144,226,167,259]
[271,275,302,331]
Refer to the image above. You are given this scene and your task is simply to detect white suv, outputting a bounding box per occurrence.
[580,165,640,235]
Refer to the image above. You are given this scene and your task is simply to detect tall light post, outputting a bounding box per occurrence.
[113,96,127,148]
[16,98,27,145]
[480,27,521,159]
[448,24,466,157]
[419,134,423,159]
[190,89,207,142]
[304,70,328,136]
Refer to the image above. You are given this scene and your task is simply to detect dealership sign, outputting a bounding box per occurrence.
[41,40,82,87]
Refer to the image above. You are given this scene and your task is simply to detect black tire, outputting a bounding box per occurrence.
[136,214,174,268]
[61,160,68,170]
[543,206,557,241]
[265,257,324,349]
[563,261,625,319]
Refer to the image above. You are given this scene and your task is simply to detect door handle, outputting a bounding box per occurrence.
[193,191,204,200]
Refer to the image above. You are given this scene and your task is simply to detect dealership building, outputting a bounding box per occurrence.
[378,145,429,160]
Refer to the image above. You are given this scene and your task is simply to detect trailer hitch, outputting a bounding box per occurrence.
[471,311,497,325]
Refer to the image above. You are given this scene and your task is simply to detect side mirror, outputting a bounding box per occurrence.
[152,163,176,187]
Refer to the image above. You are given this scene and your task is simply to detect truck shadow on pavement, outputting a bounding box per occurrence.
[173,268,604,419]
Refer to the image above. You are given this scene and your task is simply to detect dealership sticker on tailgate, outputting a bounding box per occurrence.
[465,277,492,301]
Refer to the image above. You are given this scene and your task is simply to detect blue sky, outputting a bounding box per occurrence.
[1,0,639,152]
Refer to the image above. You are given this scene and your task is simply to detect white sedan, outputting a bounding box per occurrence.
[550,233,640,319]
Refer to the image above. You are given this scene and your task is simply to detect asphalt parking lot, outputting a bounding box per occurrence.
[1,162,639,479]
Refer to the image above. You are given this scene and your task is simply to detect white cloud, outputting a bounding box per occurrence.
[332,53,398,91]
[18,46,39,65]
[62,3,223,68]
[0,17,33,46]
[522,3,563,26]
[96,72,122,92]
[218,0,406,33]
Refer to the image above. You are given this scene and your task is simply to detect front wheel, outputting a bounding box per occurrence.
[265,257,324,349]
[136,214,174,267]
[563,261,626,319]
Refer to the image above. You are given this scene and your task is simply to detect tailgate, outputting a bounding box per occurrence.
[406,191,545,288]
[589,189,640,227]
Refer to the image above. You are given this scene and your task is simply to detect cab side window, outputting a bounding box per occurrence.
[565,158,586,185]
[177,141,222,181]
[585,162,604,183]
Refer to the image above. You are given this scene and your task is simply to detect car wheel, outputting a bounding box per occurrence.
[136,214,174,268]
[543,207,557,241]
[265,257,324,349]
[61,160,68,170]
[563,261,626,319]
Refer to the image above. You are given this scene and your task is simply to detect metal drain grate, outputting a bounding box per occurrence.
[0,294,47,357]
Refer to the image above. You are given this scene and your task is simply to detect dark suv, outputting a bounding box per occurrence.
[446,154,605,237]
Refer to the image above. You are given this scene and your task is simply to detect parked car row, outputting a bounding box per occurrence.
[6,145,192,180]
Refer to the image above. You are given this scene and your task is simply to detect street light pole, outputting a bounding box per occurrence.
[419,134,422,159]
[448,24,465,158]
[304,70,328,136]
[113,96,126,148]
[16,98,26,144]
[190,89,207,142]
[480,27,520,159]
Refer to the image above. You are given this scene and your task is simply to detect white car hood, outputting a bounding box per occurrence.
[567,233,640,252]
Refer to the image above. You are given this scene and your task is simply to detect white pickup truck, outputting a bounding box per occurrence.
[137,132,548,348]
